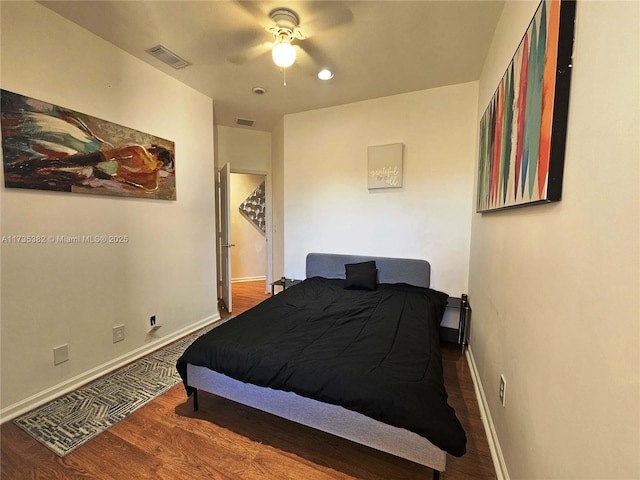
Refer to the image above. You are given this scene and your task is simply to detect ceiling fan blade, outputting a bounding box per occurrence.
[295,39,332,71]
[227,41,272,65]
[224,26,272,65]
[234,0,270,23]
[299,2,353,39]
[292,48,319,76]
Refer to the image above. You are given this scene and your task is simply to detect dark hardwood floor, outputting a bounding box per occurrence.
[1,281,495,479]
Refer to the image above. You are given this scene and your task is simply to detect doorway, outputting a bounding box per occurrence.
[218,164,272,313]
[230,172,268,285]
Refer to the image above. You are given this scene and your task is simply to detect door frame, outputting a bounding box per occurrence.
[217,167,273,306]
[219,163,233,312]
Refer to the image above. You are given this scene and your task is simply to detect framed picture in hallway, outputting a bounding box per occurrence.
[476,0,576,212]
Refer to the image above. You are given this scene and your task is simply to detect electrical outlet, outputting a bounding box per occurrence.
[53,344,69,365]
[150,315,156,326]
[113,324,125,343]
[499,374,507,407]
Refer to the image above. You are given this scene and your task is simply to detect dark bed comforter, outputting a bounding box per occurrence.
[176,276,467,457]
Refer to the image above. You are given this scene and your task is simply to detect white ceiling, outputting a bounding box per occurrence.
[41,1,505,132]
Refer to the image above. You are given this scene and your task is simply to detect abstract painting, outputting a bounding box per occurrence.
[1,90,176,200]
[476,0,576,212]
[239,181,266,234]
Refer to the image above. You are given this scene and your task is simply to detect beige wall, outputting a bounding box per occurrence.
[230,173,267,281]
[0,2,218,418]
[282,82,478,295]
[469,1,639,478]
[216,125,271,173]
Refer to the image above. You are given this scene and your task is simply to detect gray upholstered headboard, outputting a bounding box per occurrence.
[305,253,431,288]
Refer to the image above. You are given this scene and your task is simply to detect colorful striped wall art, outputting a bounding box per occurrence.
[476,0,576,212]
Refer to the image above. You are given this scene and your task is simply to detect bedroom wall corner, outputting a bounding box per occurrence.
[271,118,285,280]
[468,1,640,478]
[0,1,218,420]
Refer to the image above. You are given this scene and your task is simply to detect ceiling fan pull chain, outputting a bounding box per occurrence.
[283,68,287,87]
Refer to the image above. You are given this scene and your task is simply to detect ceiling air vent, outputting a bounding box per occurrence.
[235,118,256,127]
[146,44,191,69]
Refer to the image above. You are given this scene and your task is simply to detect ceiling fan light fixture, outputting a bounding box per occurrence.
[272,39,296,68]
[318,69,334,80]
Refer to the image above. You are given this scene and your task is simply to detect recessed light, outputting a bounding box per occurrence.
[317,69,334,80]
[252,86,267,95]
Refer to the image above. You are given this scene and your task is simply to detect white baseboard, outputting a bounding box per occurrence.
[232,276,266,283]
[0,313,221,424]
[465,346,510,480]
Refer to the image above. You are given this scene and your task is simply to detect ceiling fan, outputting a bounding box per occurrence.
[227,3,353,84]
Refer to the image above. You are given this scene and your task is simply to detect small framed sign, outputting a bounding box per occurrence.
[368,143,403,189]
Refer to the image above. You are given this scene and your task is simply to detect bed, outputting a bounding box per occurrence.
[176,253,467,479]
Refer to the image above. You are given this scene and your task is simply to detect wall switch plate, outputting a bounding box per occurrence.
[113,324,125,343]
[53,344,69,365]
[499,374,507,407]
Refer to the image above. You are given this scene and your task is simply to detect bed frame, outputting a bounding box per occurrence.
[187,253,447,479]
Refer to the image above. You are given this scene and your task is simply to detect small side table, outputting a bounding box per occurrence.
[271,277,300,295]
[452,294,472,350]
[442,295,472,350]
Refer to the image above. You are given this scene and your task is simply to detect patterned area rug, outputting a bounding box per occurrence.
[14,327,211,457]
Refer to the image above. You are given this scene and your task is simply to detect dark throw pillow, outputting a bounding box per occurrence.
[344,261,378,291]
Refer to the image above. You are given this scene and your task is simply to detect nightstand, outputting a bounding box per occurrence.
[440,294,471,350]
[271,277,301,295]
